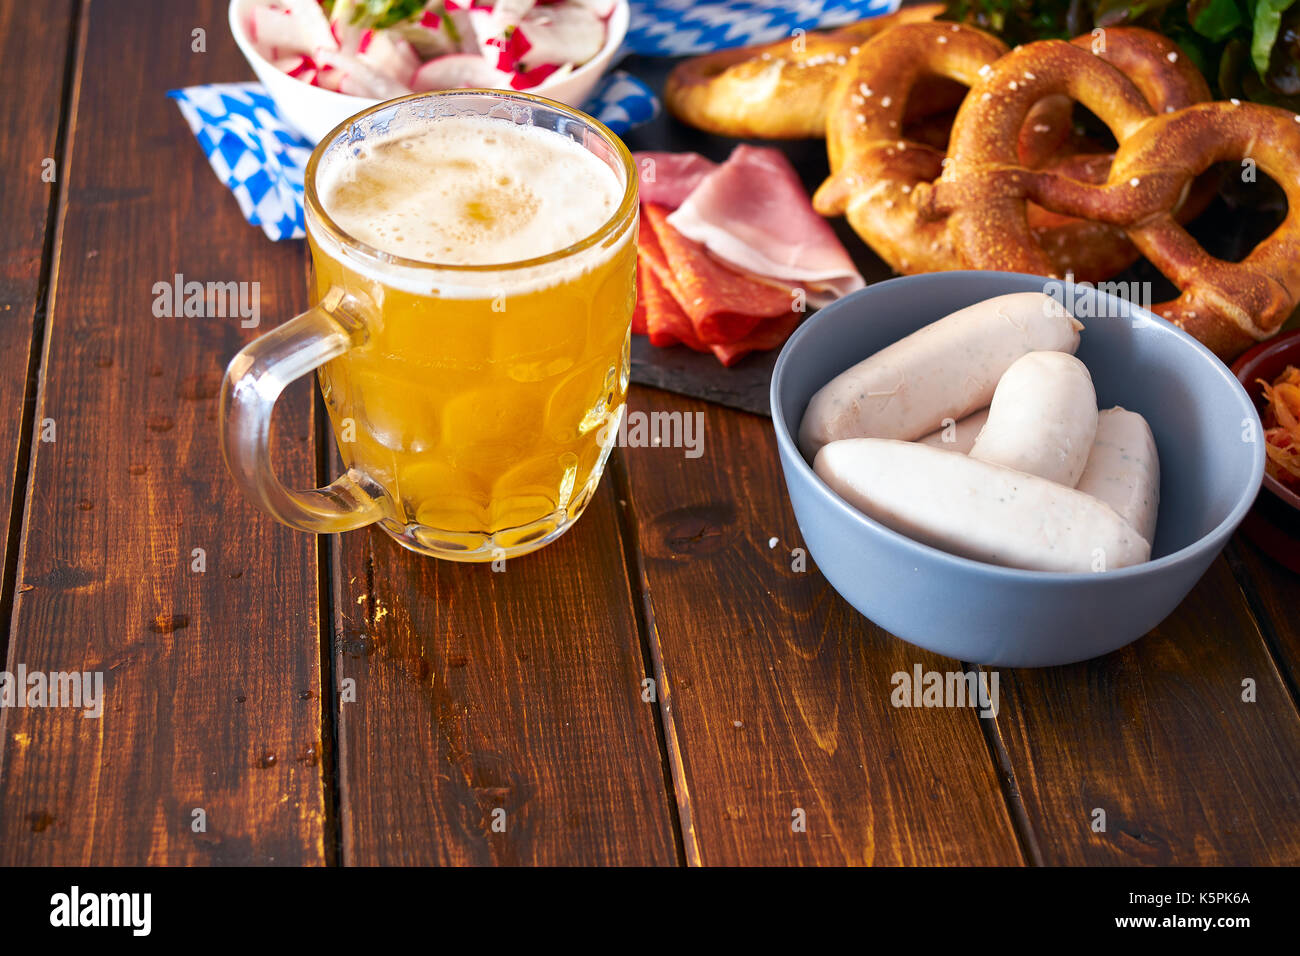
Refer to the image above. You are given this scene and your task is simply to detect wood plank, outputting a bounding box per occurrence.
[618,386,1024,865]
[334,482,680,865]
[0,0,327,865]
[0,1,77,604]
[1225,535,1300,697]
[990,558,1300,865]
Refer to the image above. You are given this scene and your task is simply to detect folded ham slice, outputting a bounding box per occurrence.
[666,145,864,301]
[633,151,717,210]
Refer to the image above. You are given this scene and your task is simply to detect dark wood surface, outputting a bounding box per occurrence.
[0,0,1297,866]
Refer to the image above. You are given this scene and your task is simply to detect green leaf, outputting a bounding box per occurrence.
[1253,0,1299,74]
[1191,0,1246,40]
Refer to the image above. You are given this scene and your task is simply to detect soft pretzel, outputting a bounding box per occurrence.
[816,23,1211,280]
[814,22,1013,273]
[664,4,952,139]
[1026,28,1214,281]
[813,23,1205,278]
[1097,102,1300,356]
[921,40,1300,357]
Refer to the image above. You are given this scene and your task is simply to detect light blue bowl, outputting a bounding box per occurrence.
[771,272,1265,667]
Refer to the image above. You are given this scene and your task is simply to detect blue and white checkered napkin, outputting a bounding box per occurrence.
[173,0,899,240]
[169,84,311,241]
[169,71,658,240]
[625,0,900,56]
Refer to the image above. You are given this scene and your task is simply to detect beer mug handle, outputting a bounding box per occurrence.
[220,288,385,533]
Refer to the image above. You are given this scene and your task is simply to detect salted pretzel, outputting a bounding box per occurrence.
[664,4,953,139]
[1027,28,1214,280]
[920,40,1300,357]
[814,21,1013,273]
[814,24,1208,278]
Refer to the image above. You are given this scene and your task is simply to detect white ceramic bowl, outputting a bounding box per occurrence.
[229,0,631,143]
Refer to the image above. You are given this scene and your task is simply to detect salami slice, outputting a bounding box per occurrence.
[642,204,795,346]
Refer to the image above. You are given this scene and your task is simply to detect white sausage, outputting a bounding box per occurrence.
[798,292,1082,458]
[917,408,989,454]
[1076,407,1160,545]
[968,351,1098,487]
[814,439,1150,572]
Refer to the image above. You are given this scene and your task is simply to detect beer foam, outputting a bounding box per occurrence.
[316,116,624,269]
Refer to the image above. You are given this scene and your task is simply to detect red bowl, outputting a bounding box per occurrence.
[1231,329,1300,572]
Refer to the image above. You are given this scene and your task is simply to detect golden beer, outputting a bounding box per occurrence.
[304,96,637,559]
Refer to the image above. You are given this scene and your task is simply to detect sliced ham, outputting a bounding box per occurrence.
[632,151,716,210]
[667,145,864,300]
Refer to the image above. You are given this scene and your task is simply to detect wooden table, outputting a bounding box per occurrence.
[1,0,1298,867]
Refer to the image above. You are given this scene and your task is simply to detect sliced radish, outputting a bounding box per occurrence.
[509,60,566,89]
[330,20,367,56]
[566,0,618,18]
[467,1,537,67]
[411,53,511,91]
[393,12,459,60]
[275,53,319,78]
[313,64,343,91]
[357,31,421,88]
[316,49,412,98]
[251,6,312,57]
[279,0,337,51]
[516,4,604,69]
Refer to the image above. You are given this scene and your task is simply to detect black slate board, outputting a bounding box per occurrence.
[630,334,778,416]
[615,54,1287,418]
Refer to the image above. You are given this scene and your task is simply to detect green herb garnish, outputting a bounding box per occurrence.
[943,0,1300,107]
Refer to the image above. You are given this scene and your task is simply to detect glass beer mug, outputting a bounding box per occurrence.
[220,90,638,561]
